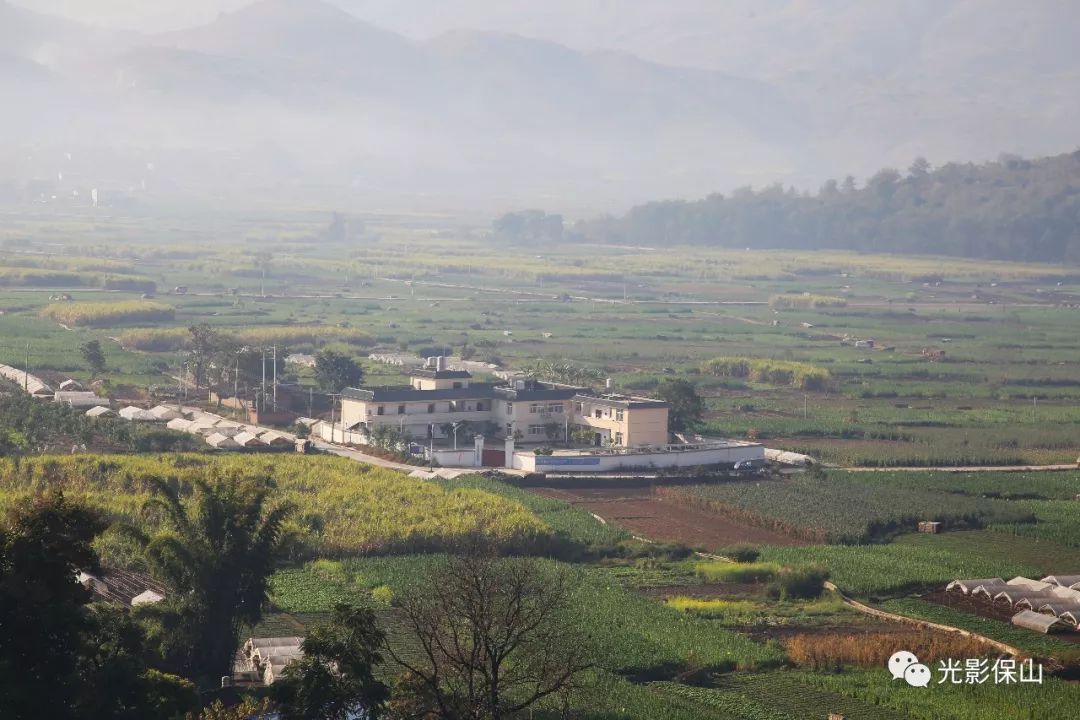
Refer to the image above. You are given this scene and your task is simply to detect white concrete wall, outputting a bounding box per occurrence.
[513,442,764,473]
[430,448,480,467]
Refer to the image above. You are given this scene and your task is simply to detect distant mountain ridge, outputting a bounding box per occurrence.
[1,0,1078,214]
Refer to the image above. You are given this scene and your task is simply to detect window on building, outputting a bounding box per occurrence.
[505,423,513,436]
[476,401,485,411]
[574,402,583,412]
[614,432,624,445]
[616,409,624,421]
[398,404,406,415]
[548,404,563,413]
[594,409,602,419]
[529,403,540,414]
[453,381,463,389]
[506,402,513,413]
[428,403,435,413]
[527,424,546,435]
[377,406,385,416]
[449,401,461,413]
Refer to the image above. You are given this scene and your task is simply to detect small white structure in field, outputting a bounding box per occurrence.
[1012,610,1069,634]
[149,405,182,421]
[59,379,83,391]
[232,431,266,448]
[85,406,115,418]
[166,418,193,432]
[119,406,157,422]
[131,590,165,607]
[206,433,241,450]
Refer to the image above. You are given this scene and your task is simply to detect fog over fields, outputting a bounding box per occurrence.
[4,0,1079,213]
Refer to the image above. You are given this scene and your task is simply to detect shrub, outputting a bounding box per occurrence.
[767,565,830,600]
[769,293,847,309]
[701,356,830,390]
[720,544,760,563]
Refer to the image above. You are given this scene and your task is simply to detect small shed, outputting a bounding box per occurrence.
[946,578,1004,595]
[1012,610,1070,634]
[59,379,83,391]
[917,521,941,534]
[186,420,218,436]
[166,418,193,432]
[206,433,240,450]
[233,432,266,448]
[148,405,182,421]
[85,405,115,418]
[119,406,157,422]
[259,431,293,448]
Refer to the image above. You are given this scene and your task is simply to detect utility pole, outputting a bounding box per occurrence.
[1033,396,1038,423]
[452,421,462,450]
[25,343,30,392]
[308,386,313,418]
[272,345,278,413]
[803,394,808,420]
[261,347,266,414]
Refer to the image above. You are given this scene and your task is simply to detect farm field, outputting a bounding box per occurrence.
[2,208,1080,467]
[530,483,805,548]
[4,208,1080,717]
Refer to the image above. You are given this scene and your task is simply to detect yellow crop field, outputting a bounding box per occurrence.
[0,454,550,556]
[40,300,176,327]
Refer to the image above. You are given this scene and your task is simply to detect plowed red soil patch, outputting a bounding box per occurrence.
[531,484,806,549]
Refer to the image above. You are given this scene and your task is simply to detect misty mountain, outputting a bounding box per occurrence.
[2,0,1079,215]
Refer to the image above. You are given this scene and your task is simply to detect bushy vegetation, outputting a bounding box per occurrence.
[663,473,1034,544]
[769,293,847,309]
[0,383,201,456]
[767,565,829,600]
[116,325,373,352]
[0,455,551,557]
[579,149,1080,263]
[41,300,175,327]
[701,356,830,390]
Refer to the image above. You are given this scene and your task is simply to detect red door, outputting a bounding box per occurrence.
[481,448,505,467]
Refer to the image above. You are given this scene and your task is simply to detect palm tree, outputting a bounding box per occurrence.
[130,472,292,684]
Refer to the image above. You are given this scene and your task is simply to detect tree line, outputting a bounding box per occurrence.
[557,150,1080,263]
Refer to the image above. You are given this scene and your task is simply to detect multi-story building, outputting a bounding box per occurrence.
[338,366,669,448]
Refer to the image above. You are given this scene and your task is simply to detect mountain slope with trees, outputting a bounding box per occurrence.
[577,150,1080,263]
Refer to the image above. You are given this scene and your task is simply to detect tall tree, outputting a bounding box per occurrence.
[79,340,107,377]
[132,473,292,685]
[0,492,105,718]
[274,603,388,720]
[655,378,704,433]
[388,555,590,720]
[0,492,195,720]
[314,350,363,394]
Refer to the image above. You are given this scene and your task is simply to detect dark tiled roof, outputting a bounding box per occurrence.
[410,369,473,379]
[495,387,582,401]
[342,383,499,403]
[83,567,167,606]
